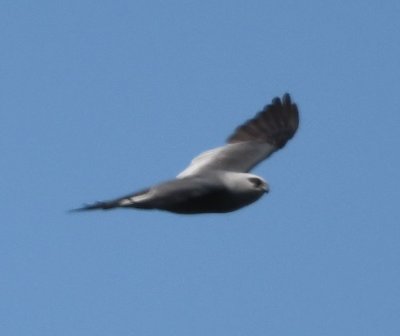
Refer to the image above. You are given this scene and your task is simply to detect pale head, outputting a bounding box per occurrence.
[220,172,269,196]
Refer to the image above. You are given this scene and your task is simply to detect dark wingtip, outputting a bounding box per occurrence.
[227,93,299,148]
[282,92,291,104]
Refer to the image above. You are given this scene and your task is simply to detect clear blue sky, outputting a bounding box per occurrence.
[2,1,399,335]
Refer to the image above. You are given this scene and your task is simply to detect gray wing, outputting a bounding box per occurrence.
[178,93,299,178]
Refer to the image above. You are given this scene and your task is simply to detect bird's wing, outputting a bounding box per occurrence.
[177,93,299,178]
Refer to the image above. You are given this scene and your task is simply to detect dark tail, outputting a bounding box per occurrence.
[70,200,122,212]
[70,187,152,213]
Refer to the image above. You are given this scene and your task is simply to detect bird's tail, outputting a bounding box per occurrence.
[70,200,121,212]
[70,187,152,212]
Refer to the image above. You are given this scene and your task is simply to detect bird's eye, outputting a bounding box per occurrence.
[248,177,263,187]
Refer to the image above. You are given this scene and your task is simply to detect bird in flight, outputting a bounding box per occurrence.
[75,93,299,214]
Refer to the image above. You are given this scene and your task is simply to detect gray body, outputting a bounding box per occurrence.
[118,174,265,214]
[75,94,299,214]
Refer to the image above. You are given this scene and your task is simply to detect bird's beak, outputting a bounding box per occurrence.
[262,183,269,193]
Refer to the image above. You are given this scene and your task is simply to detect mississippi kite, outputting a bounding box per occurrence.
[74,93,299,214]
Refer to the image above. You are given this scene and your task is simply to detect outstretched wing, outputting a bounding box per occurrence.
[178,93,299,178]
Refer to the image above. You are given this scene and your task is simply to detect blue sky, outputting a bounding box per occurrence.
[2,1,400,335]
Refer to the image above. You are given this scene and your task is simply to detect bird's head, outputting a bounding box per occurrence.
[221,172,269,198]
[246,175,269,194]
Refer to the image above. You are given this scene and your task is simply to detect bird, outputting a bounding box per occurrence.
[74,93,299,214]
